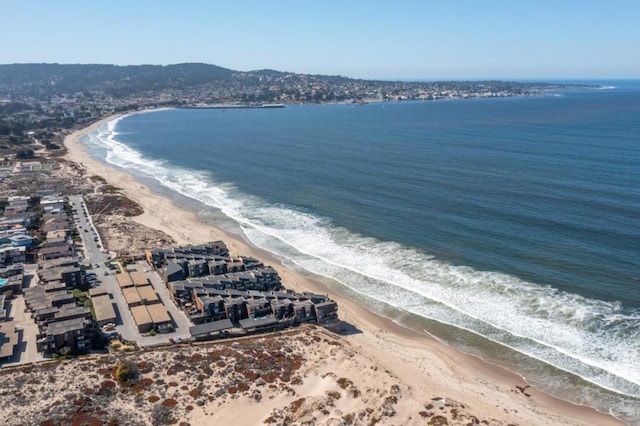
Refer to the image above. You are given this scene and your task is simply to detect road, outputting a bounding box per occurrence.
[69,194,110,265]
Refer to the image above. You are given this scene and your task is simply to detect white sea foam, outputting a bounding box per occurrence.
[86,118,640,401]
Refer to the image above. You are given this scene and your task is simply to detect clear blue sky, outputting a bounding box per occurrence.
[1,0,638,80]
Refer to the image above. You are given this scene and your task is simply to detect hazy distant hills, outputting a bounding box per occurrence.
[0,63,357,98]
[0,63,245,97]
[0,63,585,100]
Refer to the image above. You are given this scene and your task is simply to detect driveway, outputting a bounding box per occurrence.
[3,295,43,366]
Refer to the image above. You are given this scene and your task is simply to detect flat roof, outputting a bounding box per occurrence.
[0,322,18,359]
[130,305,153,326]
[130,271,148,286]
[122,286,141,306]
[136,285,159,304]
[116,273,134,288]
[92,295,117,323]
[239,315,278,330]
[146,304,171,324]
[45,317,87,335]
[89,286,108,297]
[190,318,233,336]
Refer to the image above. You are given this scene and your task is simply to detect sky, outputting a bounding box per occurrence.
[1,0,638,80]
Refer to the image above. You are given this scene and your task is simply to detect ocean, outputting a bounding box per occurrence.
[83,80,640,423]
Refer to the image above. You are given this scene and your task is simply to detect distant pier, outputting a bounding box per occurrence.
[180,103,285,110]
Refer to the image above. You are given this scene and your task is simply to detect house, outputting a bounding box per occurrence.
[189,318,233,340]
[24,284,74,311]
[187,259,209,277]
[30,296,89,325]
[8,234,34,247]
[224,298,246,323]
[239,256,264,270]
[293,300,316,323]
[313,301,339,324]
[42,217,70,234]
[46,230,68,240]
[245,297,271,319]
[239,315,279,333]
[43,237,68,248]
[38,266,82,288]
[36,317,91,354]
[193,295,225,321]
[207,260,227,275]
[0,321,18,361]
[39,257,80,270]
[40,194,65,213]
[271,299,294,320]
[51,305,91,323]
[163,262,185,283]
[0,273,23,295]
[226,259,245,273]
[91,295,117,327]
[37,244,74,261]
[0,245,26,265]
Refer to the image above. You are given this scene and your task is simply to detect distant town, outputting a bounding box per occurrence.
[0,63,592,158]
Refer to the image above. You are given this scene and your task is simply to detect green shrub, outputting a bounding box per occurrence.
[114,360,140,385]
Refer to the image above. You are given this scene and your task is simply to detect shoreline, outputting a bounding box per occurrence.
[62,111,623,425]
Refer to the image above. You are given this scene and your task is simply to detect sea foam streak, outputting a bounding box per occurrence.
[87,118,640,419]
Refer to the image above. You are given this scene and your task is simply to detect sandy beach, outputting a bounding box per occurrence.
[58,112,623,425]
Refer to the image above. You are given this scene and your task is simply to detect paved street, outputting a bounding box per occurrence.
[69,195,110,266]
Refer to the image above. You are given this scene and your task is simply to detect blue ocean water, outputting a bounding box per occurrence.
[84,81,640,423]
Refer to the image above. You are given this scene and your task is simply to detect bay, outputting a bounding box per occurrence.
[85,81,640,423]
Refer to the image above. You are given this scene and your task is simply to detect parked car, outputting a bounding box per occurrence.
[102,331,119,340]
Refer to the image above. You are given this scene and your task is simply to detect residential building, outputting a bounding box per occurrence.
[36,317,91,354]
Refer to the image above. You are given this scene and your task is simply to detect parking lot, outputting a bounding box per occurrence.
[69,195,192,346]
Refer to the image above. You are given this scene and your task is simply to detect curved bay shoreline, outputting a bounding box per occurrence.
[62,111,623,425]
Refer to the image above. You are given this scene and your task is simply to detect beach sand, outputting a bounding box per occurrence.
[58,113,622,425]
